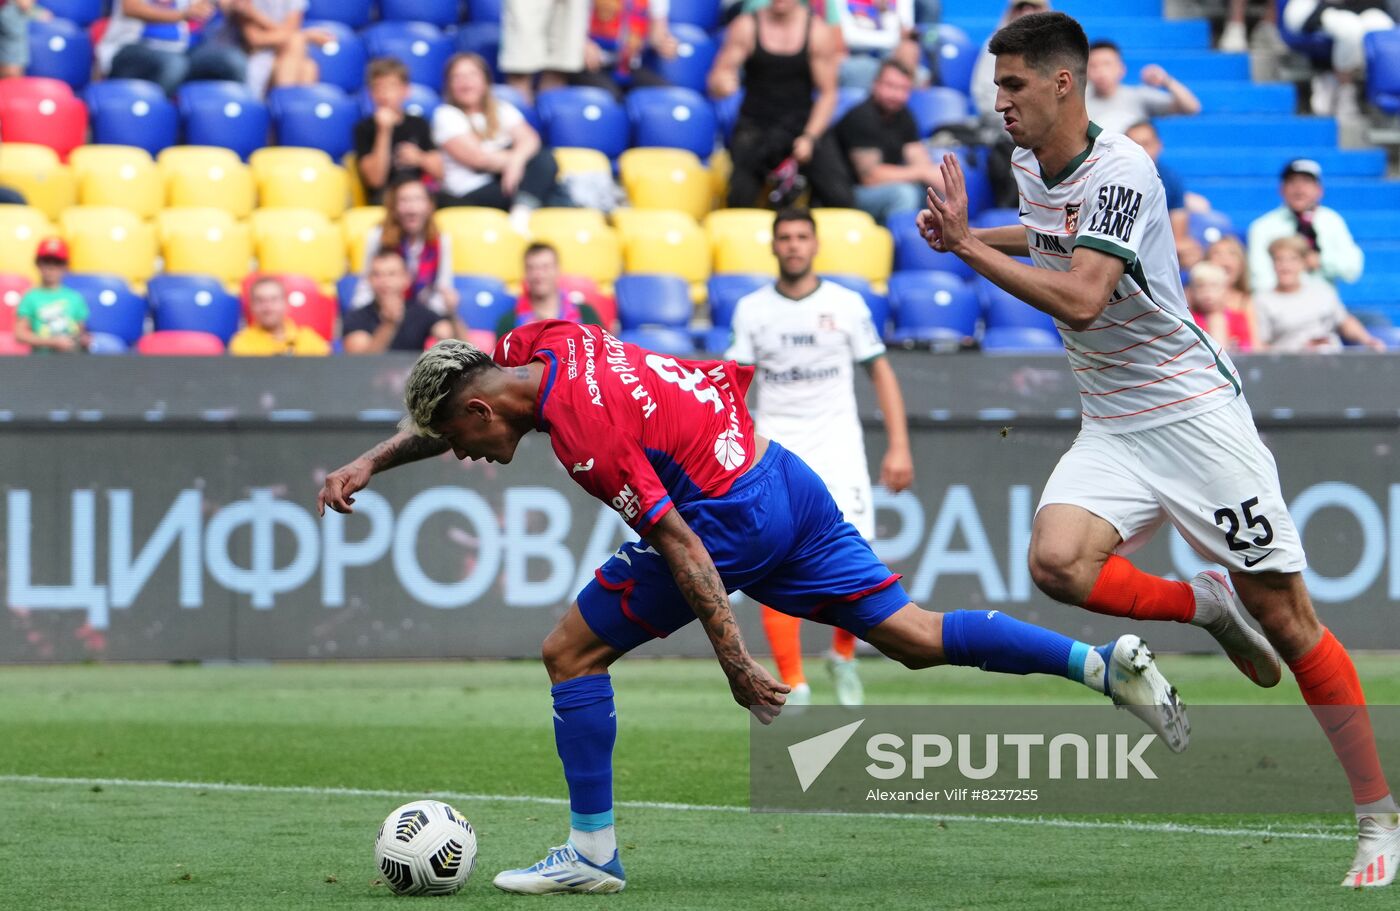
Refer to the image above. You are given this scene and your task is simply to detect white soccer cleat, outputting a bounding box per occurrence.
[1105,634,1190,754]
[828,654,864,707]
[1190,570,1282,688]
[786,682,812,707]
[492,843,626,895]
[1344,814,1400,888]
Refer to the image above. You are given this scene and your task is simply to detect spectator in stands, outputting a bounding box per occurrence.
[833,0,921,90]
[1187,261,1252,352]
[434,53,561,233]
[97,1,240,95]
[229,276,331,355]
[500,0,588,103]
[1247,158,1363,294]
[834,60,944,224]
[1124,120,1199,268]
[354,58,443,205]
[0,0,45,80]
[343,250,456,354]
[572,0,678,100]
[1254,235,1384,352]
[13,238,88,354]
[352,177,457,316]
[1283,0,1393,116]
[495,241,605,336]
[1206,235,1260,344]
[201,0,331,96]
[1084,39,1200,135]
[710,0,853,209]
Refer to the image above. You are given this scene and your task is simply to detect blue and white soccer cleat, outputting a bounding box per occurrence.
[1190,570,1282,688]
[1344,814,1400,888]
[492,843,626,894]
[1105,634,1190,754]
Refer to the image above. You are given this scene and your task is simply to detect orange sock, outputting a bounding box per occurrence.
[761,606,806,686]
[831,628,857,661]
[1290,628,1391,805]
[1083,555,1196,623]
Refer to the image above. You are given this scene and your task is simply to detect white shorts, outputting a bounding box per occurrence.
[1037,395,1307,574]
[499,0,587,74]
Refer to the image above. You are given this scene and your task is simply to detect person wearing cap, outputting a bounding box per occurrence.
[1246,158,1363,294]
[13,238,89,354]
[1084,39,1200,135]
[229,275,331,356]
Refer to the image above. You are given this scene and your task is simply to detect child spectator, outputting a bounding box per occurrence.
[229,276,331,355]
[351,177,457,316]
[1254,235,1383,352]
[1187,261,1252,353]
[1205,235,1259,343]
[13,238,89,354]
[496,242,605,336]
[343,249,456,353]
[353,58,443,205]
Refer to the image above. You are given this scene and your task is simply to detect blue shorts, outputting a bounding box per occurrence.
[577,442,910,653]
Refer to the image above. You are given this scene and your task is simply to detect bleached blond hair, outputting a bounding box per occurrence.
[399,339,497,437]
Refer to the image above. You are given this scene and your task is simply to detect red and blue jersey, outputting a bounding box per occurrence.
[493,320,757,535]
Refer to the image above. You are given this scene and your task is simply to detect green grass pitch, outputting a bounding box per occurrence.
[3,654,1399,909]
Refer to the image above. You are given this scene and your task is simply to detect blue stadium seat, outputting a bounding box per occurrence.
[307,0,373,28]
[86,332,131,355]
[981,325,1062,353]
[27,17,93,90]
[467,0,504,22]
[269,84,360,160]
[1187,210,1238,250]
[907,86,969,136]
[980,279,1056,332]
[650,23,718,95]
[1365,29,1400,115]
[492,83,540,131]
[364,22,454,92]
[696,325,732,354]
[927,145,990,217]
[454,23,502,79]
[821,274,890,337]
[616,274,694,329]
[65,274,148,347]
[381,0,461,26]
[932,24,977,97]
[1158,115,1336,149]
[537,87,630,159]
[85,79,179,157]
[707,273,768,328]
[356,83,440,119]
[619,326,696,355]
[891,217,974,279]
[177,81,271,161]
[148,274,242,344]
[625,86,718,161]
[888,271,978,343]
[306,21,367,94]
[833,86,867,123]
[39,0,102,26]
[971,207,1020,228]
[336,273,359,313]
[666,0,719,31]
[454,275,515,331]
[713,89,744,143]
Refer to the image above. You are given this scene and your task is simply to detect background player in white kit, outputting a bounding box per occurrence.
[916,10,1400,888]
[725,208,914,706]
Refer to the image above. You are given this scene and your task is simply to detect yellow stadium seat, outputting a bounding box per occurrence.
[812,216,893,289]
[613,208,710,294]
[708,147,731,211]
[704,208,776,275]
[435,207,527,287]
[529,207,621,288]
[249,208,346,284]
[618,148,711,222]
[342,152,366,208]
[0,205,56,280]
[69,145,163,219]
[341,205,386,273]
[812,207,877,234]
[0,143,76,222]
[156,207,254,287]
[158,146,256,218]
[250,147,349,219]
[553,147,611,178]
[59,206,158,287]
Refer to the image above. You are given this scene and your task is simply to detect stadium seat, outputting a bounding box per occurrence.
[307,0,372,27]
[0,79,88,160]
[619,326,695,355]
[454,275,516,332]
[907,86,971,136]
[529,208,622,288]
[695,325,731,354]
[363,22,453,91]
[249,209,346,285]
[0,142,76,221]
[934,24,977,97]
[618,147,712,222]
[706,273,768,328]
[355,82,441,120]
[981,325,1063,353]
[336,272,359,312]
[84,79,179,157]
[148,274,243,344]
[712,89,743,143]
[493,82,539,131]
[980,279,1057,332]
[27,17,94,90]
[381,0,459,26]
[0,332,31,355]
[892,214,974,278]
[666,0,719,31]
[0,273,31,332]
[342,205,387,272]
[160,147,256,218]
[1365,29,1400,115]
[821,274,890,336]
[467,0,503,22]
[268,84,361,160]
[707,209,777,275]
[614,208,711,293]
[136,329,226,355]
[59,207,158,288]
[650,23,717,95]
[249,147,350,219]
[176,81,271,161]
[1186,209,1238,250]
[65,273,148,346]
[86,332,130,354]
[0,205,54,279]
[887,270,978,345]
[69,145,163,219]
[242,272,338,341]
[971,207,1021,228]
[553,147,612,178]
[454,23,502,79]
[40,0,103,26]
[536,87,629,159]
[156,208,255,287]
[926,145,990,217]
[558,274,617,328]
[812,216,893,289]
[305,21,367,94]
[435,206,527,286]
[625,86,718,161]
[616,274,693,329]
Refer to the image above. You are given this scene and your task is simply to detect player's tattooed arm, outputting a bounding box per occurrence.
[316,432,449,516]
[363,431,451,473]
[647,510,791,722]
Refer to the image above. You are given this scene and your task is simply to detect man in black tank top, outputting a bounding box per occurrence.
[709,0,854,208]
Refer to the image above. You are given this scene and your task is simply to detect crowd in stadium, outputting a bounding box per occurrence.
[0,0,1397,357]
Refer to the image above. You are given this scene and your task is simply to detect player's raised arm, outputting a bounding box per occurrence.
[644,508,790,722]
[317,430,450,515]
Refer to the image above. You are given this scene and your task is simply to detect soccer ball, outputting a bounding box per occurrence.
[373,800,478,896]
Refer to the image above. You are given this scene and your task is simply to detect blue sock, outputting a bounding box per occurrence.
[941,610,1105,688]
[551,674,617,860]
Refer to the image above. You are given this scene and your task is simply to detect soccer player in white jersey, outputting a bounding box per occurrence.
[916,10,1399,887]
[725,208,915,706]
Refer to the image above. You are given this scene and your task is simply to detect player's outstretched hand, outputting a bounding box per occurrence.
[915,207,946,252]
[318,458,374,516]
[924,153,970,253]
[727,656,791,725]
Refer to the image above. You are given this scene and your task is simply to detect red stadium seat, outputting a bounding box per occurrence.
[557,275,617,330]
[240,273,337,342]
[0,273,32,333]
[0,80,88,161]
[0,332,31,355]
[136,330,226,355]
